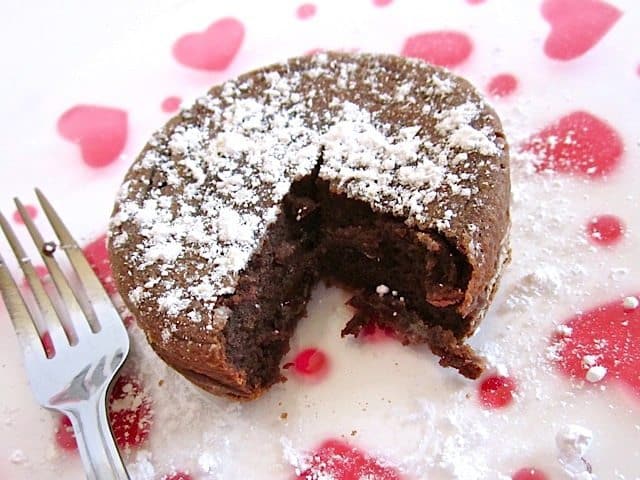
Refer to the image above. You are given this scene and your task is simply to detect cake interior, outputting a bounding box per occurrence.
[220,172,478,395]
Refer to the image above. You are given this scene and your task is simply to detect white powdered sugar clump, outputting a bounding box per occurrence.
[556,425,594,479]
[198,451,222,474]
[9,449,27,464]
[128,450,156,480]
[585,365,607,383]
[500,264,564,312]
[435,101,500,156]
[110,53,502,341]
[396,398,504,480]
[376,284,391,296]
[556,324,573,337]
[320,102,445,219]
[320,79,501,226]
[281,437,312,476]
[622,295,639,310]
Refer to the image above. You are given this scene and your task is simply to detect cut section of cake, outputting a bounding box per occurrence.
[108,52,511,399]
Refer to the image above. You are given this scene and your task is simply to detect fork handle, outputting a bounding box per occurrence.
[65,391,130,480]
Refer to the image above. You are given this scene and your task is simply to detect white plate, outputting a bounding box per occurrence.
[1,0,639,478]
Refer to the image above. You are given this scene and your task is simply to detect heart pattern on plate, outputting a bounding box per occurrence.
[541,0,622,60]
[172,17,245,71]
[553,296,640,398]
[401,31,472,68]
[521,110,623,178]
[57,105,128,168]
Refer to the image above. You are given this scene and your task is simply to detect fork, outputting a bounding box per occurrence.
[0,189,130,480]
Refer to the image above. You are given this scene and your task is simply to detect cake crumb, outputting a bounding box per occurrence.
[622,295,639,310]
[351,430,357,436]
[280,412,288,420]
[585,365,607,383]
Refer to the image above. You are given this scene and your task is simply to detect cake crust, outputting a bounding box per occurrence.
[109,52,510,399]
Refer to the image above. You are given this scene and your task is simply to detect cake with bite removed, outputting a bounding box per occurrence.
[108,52,510,400]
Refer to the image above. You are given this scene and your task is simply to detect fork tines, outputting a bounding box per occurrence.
[0,189,112,358]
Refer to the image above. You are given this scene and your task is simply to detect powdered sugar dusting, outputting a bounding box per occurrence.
[556,425,594,479]
[435,101,499,156]
[110,52,504,343]
[281,437,311,476]
[123,321,240,478]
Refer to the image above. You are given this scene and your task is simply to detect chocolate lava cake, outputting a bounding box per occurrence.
[109,52,511,400]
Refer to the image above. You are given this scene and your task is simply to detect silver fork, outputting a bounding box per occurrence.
[0,189,130,480]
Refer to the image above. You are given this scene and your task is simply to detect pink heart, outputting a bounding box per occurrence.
[520,110,623,178]
[82,234,116,294]
[163,474,192,480]
[55,375,152,451]
[553,296,640,399]
[172,18,245,71]
[401,31,473,68]
[57,105,128,168]
[542,0,622,60]
[297,439,401,480]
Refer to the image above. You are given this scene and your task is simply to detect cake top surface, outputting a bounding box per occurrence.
[109,52,508,340]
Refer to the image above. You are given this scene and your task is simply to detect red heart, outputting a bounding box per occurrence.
[553,296,640,398]
[520,111,623,178]
[297,439,402,480]
[83,234,117,295]
[291,347,330,377]
[401,31,472,68]
[541,0,622,60]
[512,468,550,480]
[172,18,244,71]
[163,474,192,480]
[486,73,518,97]
[55,375,153,451]
[57,105,128,168]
